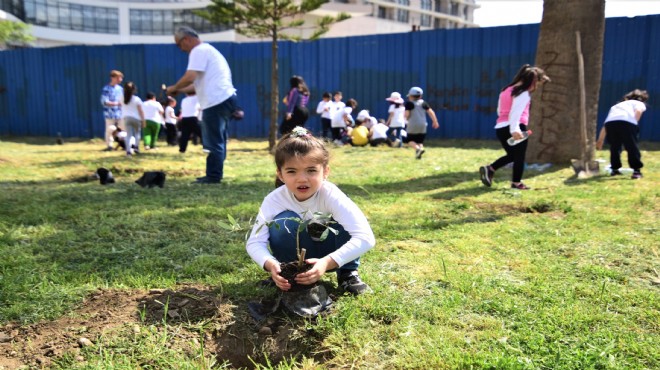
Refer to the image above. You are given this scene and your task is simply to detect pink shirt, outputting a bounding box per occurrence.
[495,86,531,134]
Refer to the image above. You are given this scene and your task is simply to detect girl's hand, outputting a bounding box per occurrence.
[511,131,524,140]
[286,113,292,120]
[294,258,327,285]
[264,259,290,291]
[295,257,338,286]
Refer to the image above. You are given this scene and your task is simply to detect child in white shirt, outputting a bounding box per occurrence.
[246,127,375,295]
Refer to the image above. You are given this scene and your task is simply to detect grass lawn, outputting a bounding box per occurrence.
[0,136,658,369]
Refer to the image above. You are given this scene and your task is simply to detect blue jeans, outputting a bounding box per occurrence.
[389,127,403,146]
[201,95,238,181]
[268,211,360,272]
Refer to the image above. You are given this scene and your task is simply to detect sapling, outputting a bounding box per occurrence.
[220,212,338,289]
[258,211,338,289]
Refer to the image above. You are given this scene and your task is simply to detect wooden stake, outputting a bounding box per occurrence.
[298,248,306,268]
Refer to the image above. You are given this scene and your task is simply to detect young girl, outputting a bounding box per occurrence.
[120,82,145,157]
[597,89,649,179]
[386,92,405,148]
[246,127,375,295]
[315,91,333,140]
[164,97,178,146]
[142,92,164,150]
[480,65,550,189]
[280,75,310,135]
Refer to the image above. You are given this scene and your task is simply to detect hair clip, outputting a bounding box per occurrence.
[290,127,312,138]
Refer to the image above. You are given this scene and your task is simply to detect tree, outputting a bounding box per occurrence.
[527,0,605,164]
[196,1,349,150]
[0,20,34,50]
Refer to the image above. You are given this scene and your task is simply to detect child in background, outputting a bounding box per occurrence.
[315,91,333,140]
[120,82,144,157]
[280,75,311,135]
[179,91,202,153]
[479,66,550,189]
[598,89,649,179]
[386,92,405,148]
[329,91,346,143]
[331,98,358,146]
[369,118,392,147]
[246,127,375,295]
[164,97,178,146]
[142,92,164,150]
[349,114,370,147]
[404,87,439,159]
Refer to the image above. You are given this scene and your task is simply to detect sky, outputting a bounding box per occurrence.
[473,0,660,27]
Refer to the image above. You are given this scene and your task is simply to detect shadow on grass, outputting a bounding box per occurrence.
[338,165,564,199]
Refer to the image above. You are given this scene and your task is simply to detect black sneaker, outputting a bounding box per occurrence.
[337,270,371,295]
[415,148,426,159]
[631,171,643,179]
[610,169,622,176]
[479,166,494,187]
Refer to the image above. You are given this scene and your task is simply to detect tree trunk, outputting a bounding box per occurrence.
[527,0,605,163]
[269,30,279,150]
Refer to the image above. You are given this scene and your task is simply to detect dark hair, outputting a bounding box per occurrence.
[322,91,332,99]
[146,92,155,100]
[505,64,532,88]
[290,75,309,96]
[123,82,136,105]
[504,65,550,97]
[622,89,649,103]
[346,98,358,109]
[274,130,330,172]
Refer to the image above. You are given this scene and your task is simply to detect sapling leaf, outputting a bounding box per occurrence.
[319,228,329,241]
[217,222,235,231]
[227,214,237,225]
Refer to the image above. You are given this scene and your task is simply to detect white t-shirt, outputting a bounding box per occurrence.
[121,95,143,120]
[388,104,406,128]
[331,106,352,128]
[371,122,389,140]
[142,100,164,123]
[187,42,236,109]
[604,100,646,126]
[246,181,375,269]
[181,95,201,118]
[164,106,177,124]
[316,100,332,119]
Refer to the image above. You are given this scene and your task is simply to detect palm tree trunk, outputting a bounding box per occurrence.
[527,0,605,163]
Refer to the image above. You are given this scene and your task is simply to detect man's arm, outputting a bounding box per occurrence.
[167,70,197,96]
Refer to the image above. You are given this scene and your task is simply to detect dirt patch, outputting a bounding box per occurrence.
[0,284,324,369]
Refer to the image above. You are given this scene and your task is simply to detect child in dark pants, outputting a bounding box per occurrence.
[479,64,550,190]
[597,89,649,179]
[246,128,375,295]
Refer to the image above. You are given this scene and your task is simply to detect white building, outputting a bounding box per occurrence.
[0,0,478,47]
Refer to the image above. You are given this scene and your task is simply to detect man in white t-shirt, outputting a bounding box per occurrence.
[167,26,239,184]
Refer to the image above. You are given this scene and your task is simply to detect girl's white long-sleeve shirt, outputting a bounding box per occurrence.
[495,88,531,134]
[246,181,375,269]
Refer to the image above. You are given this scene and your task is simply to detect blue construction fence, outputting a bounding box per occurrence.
[0,14,658,141]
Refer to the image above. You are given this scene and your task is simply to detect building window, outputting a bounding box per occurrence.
[20,0,119,34]
[130,9,230,35]
[397,0,409,23]
[451,2,459,16]
[420,0,431,27]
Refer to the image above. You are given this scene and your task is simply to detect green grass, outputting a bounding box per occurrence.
[1,136,659,369]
